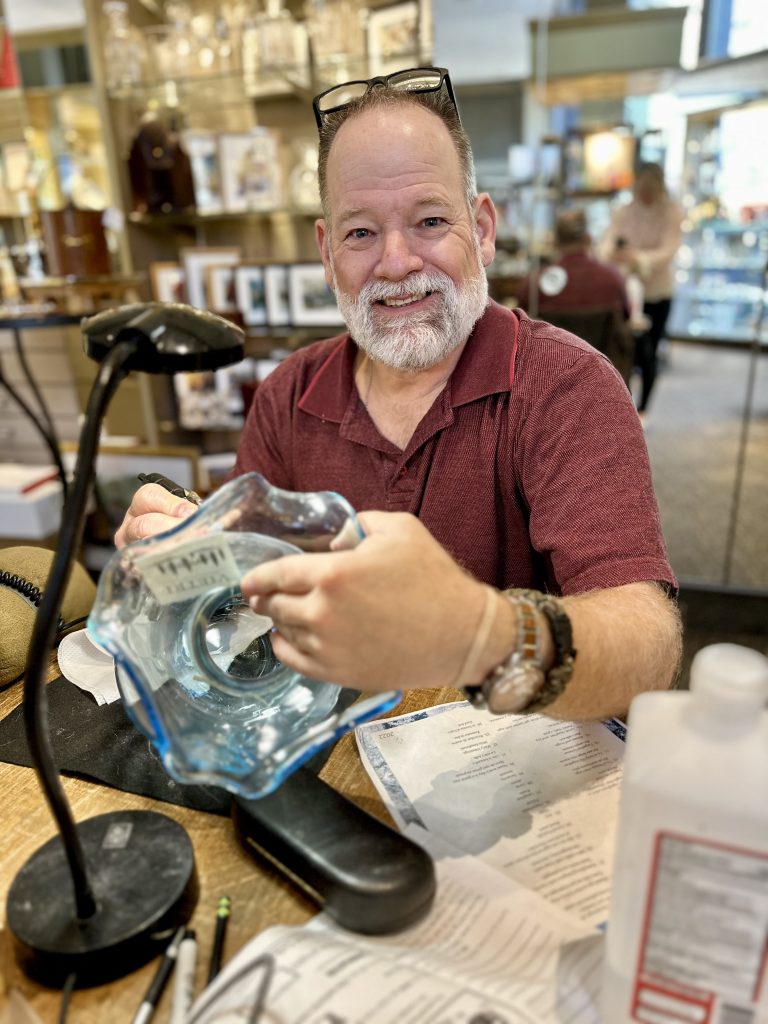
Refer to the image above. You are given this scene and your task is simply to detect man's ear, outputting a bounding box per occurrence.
[474,194,497,267]
[315,218,334,288]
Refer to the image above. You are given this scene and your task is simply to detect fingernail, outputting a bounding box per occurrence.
[175,502,195,518]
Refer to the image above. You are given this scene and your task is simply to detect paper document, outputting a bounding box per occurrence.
[356,703,625,927]
[188,839,604,1024]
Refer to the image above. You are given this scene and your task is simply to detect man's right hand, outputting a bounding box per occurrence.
[114,483,197,549]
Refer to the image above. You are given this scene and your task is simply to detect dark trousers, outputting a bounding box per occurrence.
[634,297,672,412]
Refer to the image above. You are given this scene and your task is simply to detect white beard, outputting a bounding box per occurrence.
[331,252,489,373]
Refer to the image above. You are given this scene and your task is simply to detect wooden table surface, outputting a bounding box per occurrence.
[0,659,462,1022]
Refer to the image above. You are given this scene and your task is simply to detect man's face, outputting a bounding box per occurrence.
[315,104,496,371]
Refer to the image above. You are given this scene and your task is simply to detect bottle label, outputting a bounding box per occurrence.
[632,831,768,1023]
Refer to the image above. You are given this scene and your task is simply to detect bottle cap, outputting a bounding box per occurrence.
[690,643,768,705]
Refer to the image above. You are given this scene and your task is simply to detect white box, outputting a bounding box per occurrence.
[0,480,63,539]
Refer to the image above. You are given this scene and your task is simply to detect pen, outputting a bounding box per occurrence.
[137,472,201,506]
[132,926,186,1024]
[207,894,232,984]
[169,928,198,1024]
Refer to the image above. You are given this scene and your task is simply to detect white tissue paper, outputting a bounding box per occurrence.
[57,628,120,705]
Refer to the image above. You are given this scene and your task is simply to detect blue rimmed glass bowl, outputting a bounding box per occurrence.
[88,472,401,798]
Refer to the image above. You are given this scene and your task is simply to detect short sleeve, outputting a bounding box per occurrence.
[515,350,676,595]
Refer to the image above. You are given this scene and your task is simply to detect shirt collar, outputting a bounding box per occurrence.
[297,300,521,423]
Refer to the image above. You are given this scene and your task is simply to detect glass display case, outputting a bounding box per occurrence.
[668,219,768,343]
[669,102,768,345]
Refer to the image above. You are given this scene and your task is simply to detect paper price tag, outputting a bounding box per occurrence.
[136,535,241,606]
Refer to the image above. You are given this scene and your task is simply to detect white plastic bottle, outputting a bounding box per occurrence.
[602,643,768,1024]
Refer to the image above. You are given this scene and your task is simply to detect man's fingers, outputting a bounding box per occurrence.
[241,551,342,597]
[116,512,191,548]
[129,483,196,519]
[268,631,321,678]
[251,591,315,631]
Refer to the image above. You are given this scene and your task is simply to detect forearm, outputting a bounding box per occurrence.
[555,582,681,718]
[468,582,682,721]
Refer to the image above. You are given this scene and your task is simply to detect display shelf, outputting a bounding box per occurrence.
[105,66,313,102]
[668,217,768,346]
[128,207,322,227]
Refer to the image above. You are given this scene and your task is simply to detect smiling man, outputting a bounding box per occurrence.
[117,68,681,720]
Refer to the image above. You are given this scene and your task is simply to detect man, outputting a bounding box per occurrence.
[516,209,634,384]
[117,68,680,720]
[517,208,630,319]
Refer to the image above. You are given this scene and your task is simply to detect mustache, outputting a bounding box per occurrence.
[356,271,454,304]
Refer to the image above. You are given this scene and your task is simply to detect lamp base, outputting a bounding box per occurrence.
[6,810,198,988]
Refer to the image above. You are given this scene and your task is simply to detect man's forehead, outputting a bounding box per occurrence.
[329,104,457,165]
[325,105,464,197]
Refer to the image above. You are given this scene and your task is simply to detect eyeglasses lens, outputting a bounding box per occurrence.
[388,69,443,92]
[316,80,370,114]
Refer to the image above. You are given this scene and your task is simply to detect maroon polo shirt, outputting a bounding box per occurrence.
[231,301,675,596]
[517,250,630,319]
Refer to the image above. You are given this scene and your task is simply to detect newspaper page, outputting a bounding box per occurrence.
[356,703,626,928]
[188,841,604,1024]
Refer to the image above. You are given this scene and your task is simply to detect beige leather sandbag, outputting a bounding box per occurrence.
[0,547,96,685]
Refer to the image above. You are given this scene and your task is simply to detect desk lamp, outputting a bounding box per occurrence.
[5,303,244,987]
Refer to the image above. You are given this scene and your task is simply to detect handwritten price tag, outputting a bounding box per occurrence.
[136,535,241,606]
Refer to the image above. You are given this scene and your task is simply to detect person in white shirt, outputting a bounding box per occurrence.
[601,163,683,415]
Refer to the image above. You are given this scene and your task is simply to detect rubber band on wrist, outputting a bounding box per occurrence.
[454,585,500,687]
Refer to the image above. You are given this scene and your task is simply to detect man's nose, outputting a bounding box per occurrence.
[375,230,423,280]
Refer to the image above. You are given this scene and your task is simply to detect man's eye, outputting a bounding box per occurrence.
[347,228,370,240]
[422,217,444,228]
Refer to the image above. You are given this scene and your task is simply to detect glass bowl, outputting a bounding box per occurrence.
[88,472,401,797]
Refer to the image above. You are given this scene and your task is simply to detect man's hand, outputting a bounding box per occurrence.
[240,511,490,692]
[114,483,197,549]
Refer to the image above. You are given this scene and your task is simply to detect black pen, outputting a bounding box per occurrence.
[138,472,201,506]
[132,926,186,1024]
[207,894,232,984]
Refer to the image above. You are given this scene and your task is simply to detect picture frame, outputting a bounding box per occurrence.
[288,263,344,327]
[205,264,238,314]
[174,370,233,431]
[264,264,291,327]
[181,130,223,214]
[367,2,420,78]
[234,265,268,326]
[149,262,186,304]
[180,247,241,309]
[218,130,282,214]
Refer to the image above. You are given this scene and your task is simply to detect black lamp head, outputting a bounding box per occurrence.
[81,302,245,374]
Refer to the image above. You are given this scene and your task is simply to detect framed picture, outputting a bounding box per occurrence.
[264,264,291,327]
[367,2,419,78]
[234,265,268,326]
[288,263,344,327]
[174,371,235,431]
[219,130,281,214]
[205,264,238,314]
[150,262,186,304]
[181,131,223,214]
[180,247,241,309]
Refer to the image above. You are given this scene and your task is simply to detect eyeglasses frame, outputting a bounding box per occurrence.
[312,66,459,132]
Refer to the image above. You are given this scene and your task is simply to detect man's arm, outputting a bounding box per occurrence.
[529,581,680,719]
[241,511,681,721]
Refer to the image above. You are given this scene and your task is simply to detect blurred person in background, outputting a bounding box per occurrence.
[601,162,684,417]
[517,208,634,381]
[517,208,630,320]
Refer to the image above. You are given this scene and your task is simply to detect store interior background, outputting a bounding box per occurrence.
[0,0,765,673]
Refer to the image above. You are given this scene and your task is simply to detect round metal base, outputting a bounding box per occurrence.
[6,810,198,988]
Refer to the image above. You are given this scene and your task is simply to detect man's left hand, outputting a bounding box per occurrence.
[240,511,487,692]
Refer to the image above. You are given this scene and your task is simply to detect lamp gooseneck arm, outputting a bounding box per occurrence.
[22,338,139,921]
